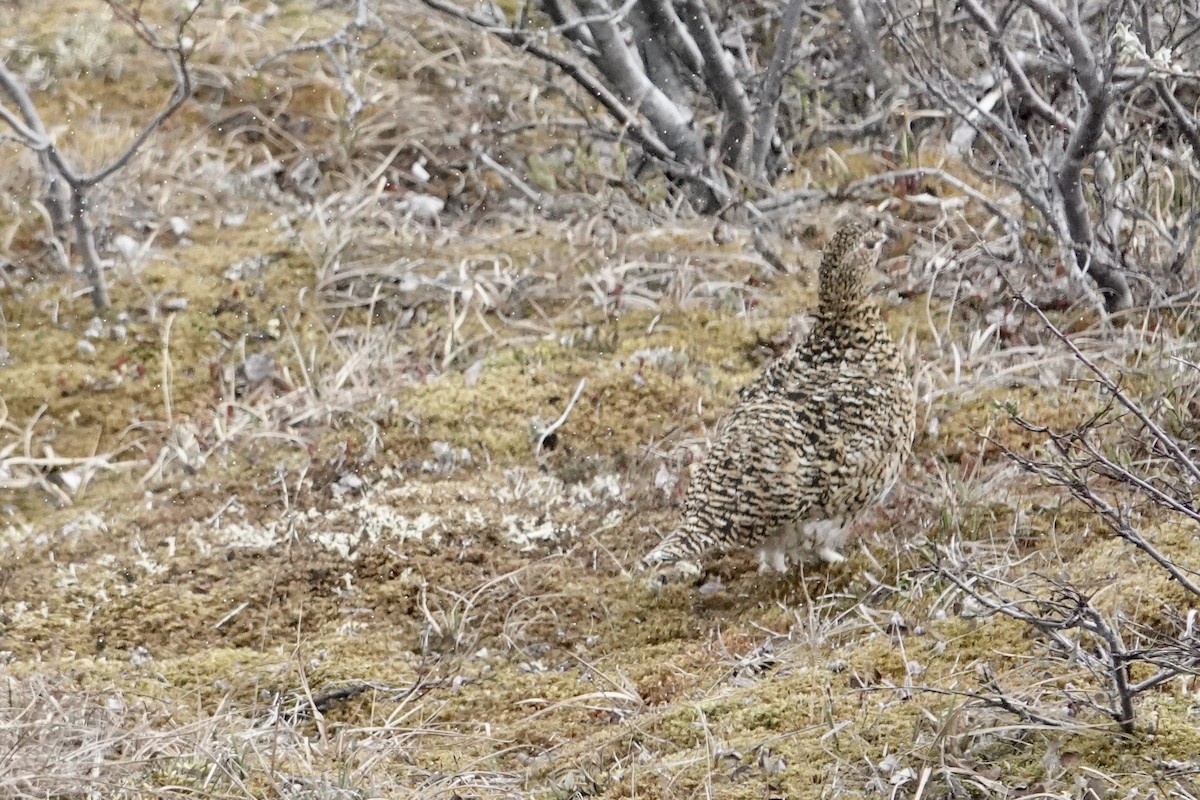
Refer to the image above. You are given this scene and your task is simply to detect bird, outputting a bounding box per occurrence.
[643,220,916,573]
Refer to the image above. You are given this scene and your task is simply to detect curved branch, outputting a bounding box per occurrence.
[678,0,753,171]
[961,0,1074,131]
[0,1,202,311]
[574,0,705,168]
[0,63,72,237]
[750,0,805,181]
[640,0,704,78]
[420,0,731,209]
[421,0,675,162]
[835,0,890,94]
[1019,0,1130,311]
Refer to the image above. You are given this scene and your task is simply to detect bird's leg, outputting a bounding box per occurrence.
[816,545,846,564]
[757,544,789,573]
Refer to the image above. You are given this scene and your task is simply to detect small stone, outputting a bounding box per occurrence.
[464,359,484,387]
[397,193,444,222]
[113,234,138,260]
[56,468,84,493]
[223,255,267,281]
[241,353,276,387]
[757,747,786,776]
[337,473,364,492]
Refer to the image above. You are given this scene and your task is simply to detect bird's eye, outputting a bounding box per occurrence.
[862,231,886,251]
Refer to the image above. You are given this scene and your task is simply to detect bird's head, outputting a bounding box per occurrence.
[818,220,886,315]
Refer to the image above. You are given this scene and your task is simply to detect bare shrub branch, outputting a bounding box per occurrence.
[933,562,1182,734]
[0,1,200,310]
[412,0,896,209]
[749,0,806,181]
[255,0,380,121]
[891,0,1200,311]
[933,287,1200,733]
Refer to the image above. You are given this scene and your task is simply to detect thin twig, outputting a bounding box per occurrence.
[1016,293,1200,486]
[536,378,587,456]
[0,1,202,310]
[478,152,543,205]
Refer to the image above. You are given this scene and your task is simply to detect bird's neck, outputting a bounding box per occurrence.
[815,300,880,324]
[811,303,889,347]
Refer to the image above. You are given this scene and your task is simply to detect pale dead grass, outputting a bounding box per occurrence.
[0,667,531,800]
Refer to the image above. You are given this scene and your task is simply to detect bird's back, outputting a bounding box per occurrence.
[646,306,915,567]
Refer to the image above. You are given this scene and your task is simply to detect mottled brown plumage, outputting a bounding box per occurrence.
[644,221,916,572]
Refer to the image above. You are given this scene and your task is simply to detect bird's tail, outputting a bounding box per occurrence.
[642,540,683,568]
[641,527,705,569]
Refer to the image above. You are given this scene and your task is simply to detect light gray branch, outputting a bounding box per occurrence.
[1153,78,1200,157]
[935,564,1138,731]
[0,64,105,304]
[1019,296,1200,488]
[1168,209,1200,276]
[750,0,805,181]
[1021,0,1106,99]
[69,191,109,309]
[254,0,383,120]
[478,151,543,205]
[0,1,200,311]
[837,167,1021,231]
[640,0,704,78]
[0,82,45,144]
[677,0,753,172]
[835,0,890,94]
[947,79,1004,156]
[571,0,715,191]
[939,0,1131,310]
[0,63,71,238]
[420,0,730,208]
[960,0,1074,131]
[79,2,197,188]
[423,0,671,160]
[1017,0,1131,311]
[892,38,1056,225]
[541,0,596,51]
[629,2,690,106]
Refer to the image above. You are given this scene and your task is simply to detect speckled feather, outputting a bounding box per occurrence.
[644,222,916,571]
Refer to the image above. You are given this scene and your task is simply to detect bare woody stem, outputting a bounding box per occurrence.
[0,1,200,311]
[1018,0,1132,312]
[417,0,733,209]
[678,0,753,171]
[750,0,805,181]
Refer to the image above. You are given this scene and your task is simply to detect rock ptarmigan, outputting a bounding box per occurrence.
[644,221,916,573]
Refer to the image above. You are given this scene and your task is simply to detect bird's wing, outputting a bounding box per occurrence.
[687,381,840,545]
[734,337,803,406]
